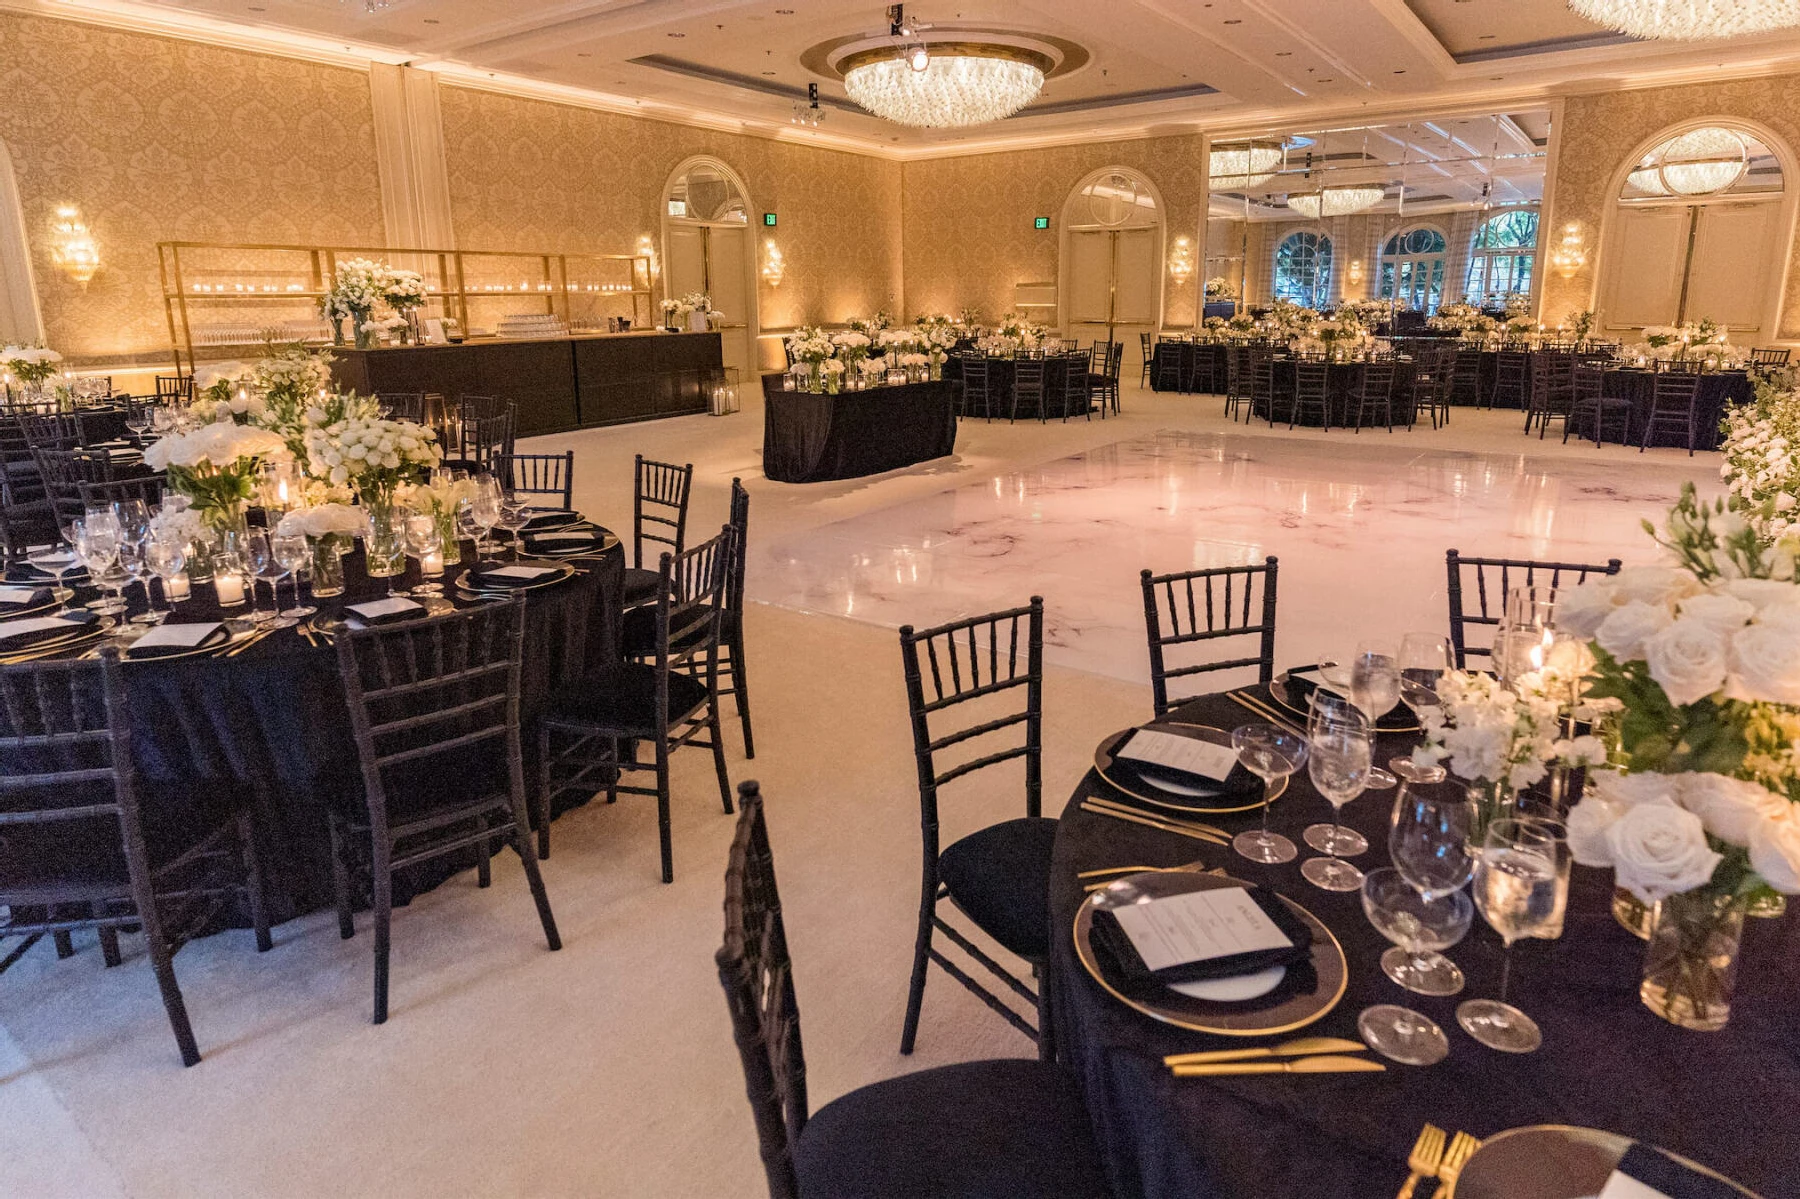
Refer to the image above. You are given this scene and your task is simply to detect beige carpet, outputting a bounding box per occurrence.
[0,385,1709,1197]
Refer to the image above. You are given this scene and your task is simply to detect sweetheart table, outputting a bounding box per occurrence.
[1047,690,1800,1198]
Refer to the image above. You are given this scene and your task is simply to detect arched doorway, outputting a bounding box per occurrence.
[1059,167,1165,358]
[0,139,43,345]
[1597,121,1795,341]
[661,156,758,380]
[1378,225,1449,313]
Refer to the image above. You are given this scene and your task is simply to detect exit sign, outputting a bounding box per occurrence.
[1034,216,1050,230]
[763,212,778,227]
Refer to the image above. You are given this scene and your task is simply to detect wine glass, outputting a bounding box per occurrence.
[1383,783,1478,995]
[1303,692,1370,858]
[1301,707,1372,892]
[1358,867,1469,1066]
[470,476,503,557]
[27,542,82,608]
[1349,642,1400,790]
[1459,818,1557,1053]
[110,499,151,547]
[405,513,445,597]
[364,515,409,598]
[125,403,151,441]
[1229,724,1307,864]
[1394,633,1452,783]
[495,496,531,558]
[1515,804,1572,941]
[146,540,186,610]
[272,531,315,619]
[118,538,164,624]
[149,404,175,438]
[249,531,294,628]
[244,531,279,626]
[73,520,124,615]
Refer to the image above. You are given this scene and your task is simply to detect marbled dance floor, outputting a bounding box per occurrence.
[756,427,1712,682]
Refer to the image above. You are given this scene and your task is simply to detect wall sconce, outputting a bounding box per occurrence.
[636,234,659,282]
[1550,221,1587,279]
[761,238,786,287]
[1167,235,1195,285]
[50,205,99,285]
[1347,259,1364,286]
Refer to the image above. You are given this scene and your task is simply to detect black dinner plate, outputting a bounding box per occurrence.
[1270,665,1420,733]
[459,559,576,592]
[522,525,619,556]
[520,509,583,533]
[1093,723,1273,815]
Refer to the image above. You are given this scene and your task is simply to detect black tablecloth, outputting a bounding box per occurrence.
[1247,359,1419,427]
[761,374,957,483]
[943,355,1087,418]
[1049,691,1800,1199]
[1149,343,1231,394]
[1598,369,1751,451]
[31,537,623,922]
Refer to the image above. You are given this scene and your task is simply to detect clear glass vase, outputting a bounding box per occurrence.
[1613,886,1655,940]
[188,503,250,585]
[309,536,346,597]
[1640,888,1746,1032]
[351,307,377,350]
[1465,777,1515,850]
[363,500,407,580]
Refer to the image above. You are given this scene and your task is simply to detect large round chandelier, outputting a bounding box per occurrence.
[1287,185,1385,219]
[1210,143,1284,191]
[841,42,1051,127]
[1630,127,1749,197]
[1567,0,1800,39]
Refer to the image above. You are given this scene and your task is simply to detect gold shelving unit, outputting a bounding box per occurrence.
[157,241,654,373]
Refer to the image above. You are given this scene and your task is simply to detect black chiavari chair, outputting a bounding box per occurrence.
[330,596,559,1024]
[1140,559,1279,717]
[1249,348,1276,422]
[79,475,165,513]
[539,531,733,877]
[1450,349,1483,407]
[1564,366,1631,447]
[0,651,270,1066]
[1491,351,1529,410]
[624,455,693,608]
[1058,352,1092,421]
[1287,360,1331,429]
[376,391,426,422]
[19,412,86,448]
[491,450,574,511]
[1751,347,1791,368]
[1641,371,1704,455]
[1224,345,1252,421]
[1525,352,1576,438]
[154,375,193,403]
[960,355,995,420]
[718,781,1109,1199]
[898,598,1052,1058]
[1011,358,1046,423]
[1446,549,1622,669]
[1154,338,1183,393]
[1139,331,1155,388]
[1348,361,1397,432]
[33,446,113,526]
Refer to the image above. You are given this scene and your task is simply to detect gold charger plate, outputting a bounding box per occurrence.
[455,559,577,594]
[1094,722,1284,816]
[1455,1125,1760,1199]
[0,596,63,621]
[523,524,621,557]
[1270,666,1421,735]
[1073,870,1346,1037]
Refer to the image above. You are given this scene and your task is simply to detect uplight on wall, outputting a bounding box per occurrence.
[1550,222,1588,279]
[762,238,786,287]
[1167,235,1195,284]
[50,205,99,285]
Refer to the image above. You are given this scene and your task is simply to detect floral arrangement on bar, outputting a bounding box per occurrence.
[661,293,720,331]
[1719,371,1800,547]
[1555,484,1800,1030]
[382,269,427,316]
[2,344,63,389]
[321,258,389,347]
[1203,277,1237,300]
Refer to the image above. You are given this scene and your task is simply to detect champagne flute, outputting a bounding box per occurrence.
[1459,818,1557,1053]
[1383,783,1478,995]
[1229,724,1306,864]
[1301,708,1372,892]
[1303,692,1370,858]
[1350,641,1400,790]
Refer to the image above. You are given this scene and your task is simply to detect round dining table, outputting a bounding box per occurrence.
[3,531,624,924]
[1046,689,1800,1199]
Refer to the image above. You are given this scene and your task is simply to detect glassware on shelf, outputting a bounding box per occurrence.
[1229,724,1307,865]
[1459,818,1558,1053]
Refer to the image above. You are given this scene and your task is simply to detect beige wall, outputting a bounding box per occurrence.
[440,87,903,335]
[0,10,385,365]
[900,137,1206,327]
[1545,73,1800,339]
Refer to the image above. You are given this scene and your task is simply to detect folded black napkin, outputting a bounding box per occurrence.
[1090,886,1314,987]
[523,527,604,554]
[1283,665,1412,731]
[1612,1145,1744,1199]
[345,597,426,626]
[521,509,578,531]
[0,609,99,649]
[123,622,228,659]
[0,586,52,609]
[467,561,563,590]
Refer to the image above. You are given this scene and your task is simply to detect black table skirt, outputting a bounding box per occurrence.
[942,355,1089,418]
[1247,359,1418,427]
[1598,370,1750,451]
[1149,343,1231,394]
[92,540,622,923]
[761,375,957,483]
[1048,692,1800,1199]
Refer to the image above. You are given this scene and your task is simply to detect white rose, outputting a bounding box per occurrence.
[1566,796,1624,867]
[1591,769,1679,810]
[1557,579,1618,638]
[1595,601,1672,662]
[1641,620,1728,707]
[1724,578,1800,612]
[1675,593,1755,636]
[1612,566,1695,609]
[1726,623,1800,705]
[1605,805,1722,905]
[1749,815,1800,894]
[1675,773,1791,847]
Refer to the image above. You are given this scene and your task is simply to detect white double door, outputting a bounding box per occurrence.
[1601,200,1782,338]
[1066,226,1159,354]
[666,222,752,379]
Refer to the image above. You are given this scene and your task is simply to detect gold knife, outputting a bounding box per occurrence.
[1164,1036,1366,1067]
[1078,801,1227,845]
[1227,689,1306,736]
[1084,796,1229,839]
[1171,1054,1385,1077]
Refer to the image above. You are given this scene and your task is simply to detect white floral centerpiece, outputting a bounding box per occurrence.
[1628,319,1730,367]
[396,475,475,566]
[849,311,892,338]
[1204,277,1236,300]
[322,258,387,347]
[1720,370,1800,547]
[382,269,427,314]
[831,329,872,377]
[1556,484,1800,1029]
[142,422,289,533]
[3,344,63,390]
[276,501,367,596]
[786,327,837,393]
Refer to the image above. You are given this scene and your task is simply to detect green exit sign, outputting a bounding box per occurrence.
[763,212,778,227]
[1034,216,1050,230]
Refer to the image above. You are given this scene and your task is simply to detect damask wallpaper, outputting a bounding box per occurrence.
[0,11,385,364]
[900,137,1207,328]
[439,86,903,336]
[1545,73,1800,339]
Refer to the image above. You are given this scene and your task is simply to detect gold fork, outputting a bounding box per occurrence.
[1435,1130,1481,1199]
[1396,1124,1445,1199]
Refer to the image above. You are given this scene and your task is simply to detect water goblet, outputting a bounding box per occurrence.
[1358,867,1470,1065]
[1393,633,1453,783]
[249,531,295,628]
[1384,782,1478,995]
[125,404,151,440]
[495,497,531,558]
[1229,724,1306,864]
[1301,710,1372,892]
[405,513,445,597]
[111,499,151,547]
[1458,818,1558,1053]
[272,531,315,619]
[471,476,503,556]
[1350,642,1400,790]
[244,531,280,626]
[1303,692,1371,858]
[118,539,165,624]
[146,540,186,610]
[27,543,82,607]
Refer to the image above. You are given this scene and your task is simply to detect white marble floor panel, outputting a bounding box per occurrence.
[756,427,1715,683]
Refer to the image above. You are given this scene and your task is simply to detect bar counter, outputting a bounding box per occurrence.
[328,330,723,436]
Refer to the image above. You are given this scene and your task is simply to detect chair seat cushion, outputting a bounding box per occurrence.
[795,1058,1110,1199]
[621,566,666,608]
[542,662,709,737]
[937,817,1057,960]
[620,605,734,659]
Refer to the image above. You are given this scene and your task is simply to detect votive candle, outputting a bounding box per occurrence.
[214,572,246,607]
[166,572,191,602]
[421,549,445,576]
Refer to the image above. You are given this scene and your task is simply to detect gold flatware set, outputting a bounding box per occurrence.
[1227,687,1305,736]
[1078,796,1230,845]
[1396,1124,1482,1199]
[1164,1036,1384,1078]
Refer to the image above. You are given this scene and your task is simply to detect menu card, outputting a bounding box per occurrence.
[0,616,81,642]
[1118,728,1237,782]
[484,565,558,581]
[1109,888,1294,972]
[128,622,224,651]
[347,597,424,621]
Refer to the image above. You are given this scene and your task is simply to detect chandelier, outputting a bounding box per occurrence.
[841,42,1051,127]
[1567,0,1800,39]
[1630,127,1749,197]
[1287,185,1384,219]
[1210,142,1284,191]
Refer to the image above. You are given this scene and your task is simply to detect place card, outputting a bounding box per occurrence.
[128,622,224,651]
[1118,728,1237,782]
[347,597,425,622]
[0,616,82,642]
[1109,888,1294,972]
[484,565,558,581]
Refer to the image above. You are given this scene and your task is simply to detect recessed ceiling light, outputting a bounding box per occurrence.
[668,32,685,37]
[1223,18,1241,23]
[775,7,793,12]
[762,70,776,75]
[1275,51,1291,56]
[1393,69,1406,74]
[1317,77,1334,83]
[422,17,439,23]
[1479,33,1496,39]
[247,4,263,9]
[577,52,591,57]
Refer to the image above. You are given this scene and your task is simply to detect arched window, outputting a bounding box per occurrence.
[1378,225,1448,313]
[1465,210,1538,304]
[1273,232,1332,308]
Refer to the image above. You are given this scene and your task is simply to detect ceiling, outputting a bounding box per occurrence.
[30,0,1800,156]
